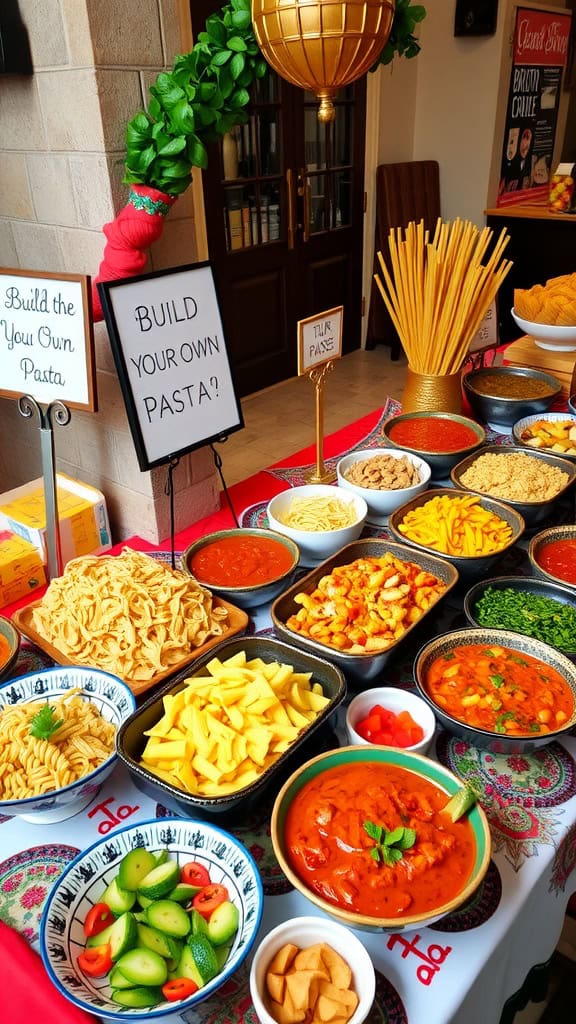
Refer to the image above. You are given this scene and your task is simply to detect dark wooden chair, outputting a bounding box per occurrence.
[366,160,441,360]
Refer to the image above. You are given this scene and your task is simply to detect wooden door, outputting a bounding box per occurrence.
[193,3,367,396]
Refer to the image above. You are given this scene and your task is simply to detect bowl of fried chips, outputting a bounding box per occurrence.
[511,309,576,351]
[0,665,135,822]
[12,548,249,697]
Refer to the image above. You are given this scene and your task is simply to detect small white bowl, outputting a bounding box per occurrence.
[337,448,431,524]
[345,686,436,756]
[511,308,576,351]
[267,485,367,567]
[249,916,376,1024]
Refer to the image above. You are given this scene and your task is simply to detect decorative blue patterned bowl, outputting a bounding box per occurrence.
[40,817,264,1021]
[0,666,135,823]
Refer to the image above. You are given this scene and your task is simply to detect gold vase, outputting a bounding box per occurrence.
[401,368,463,415]
[251,0,395,122]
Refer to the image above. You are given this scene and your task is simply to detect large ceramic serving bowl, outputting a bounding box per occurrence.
[388,488,525,581]
[40,817,263,1021]
[267,484,367,567]
[414,627,576,753]
[463,576,576,661]
[250,917,376,1024]
[336,447,431,525]
[270,746,491,932]
[451,445,576,531]
[381,411,486,479]
[116,635,346,822]
[181,527,300,609]
[0,614,20,683]
[511,308,576,351]
[0,666,135,823]
[529,525,576,589]
[462,366,562,432]
[271,538,459,685]
[512,412,576,460]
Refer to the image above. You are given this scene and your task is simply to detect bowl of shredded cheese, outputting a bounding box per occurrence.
[267,485,367,566]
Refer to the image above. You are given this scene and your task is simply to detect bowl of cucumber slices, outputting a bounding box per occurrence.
[39,817,264,1020]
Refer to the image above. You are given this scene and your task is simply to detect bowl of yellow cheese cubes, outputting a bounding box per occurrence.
[116,636,346,821]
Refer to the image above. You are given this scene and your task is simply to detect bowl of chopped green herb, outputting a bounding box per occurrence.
[464,577,576,660]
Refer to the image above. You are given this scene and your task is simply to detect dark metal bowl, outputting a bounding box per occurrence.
[0,615,20,683]
[181,528,300,609]
[381,411,486,479]
[388,488,525,580]
[463,575,576,660]
[116,635,346,822]
[414,626,576,753]
[451,445,576,530]
[529,525,576,589]
[271,538,458,684]
[462,366,562,432]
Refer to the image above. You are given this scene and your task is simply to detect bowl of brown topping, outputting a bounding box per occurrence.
[451,446,576,529]
[462,367,562,432]
[336,448,431,524]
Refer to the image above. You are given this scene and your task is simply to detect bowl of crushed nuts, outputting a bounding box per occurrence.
[337,448,431,524]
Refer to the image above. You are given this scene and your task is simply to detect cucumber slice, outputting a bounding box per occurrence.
[145,899,191,938]
[206,901,239,946]
[137,861,180,900]
[118,849,157,892]
[136,893,154,909]
[177,946,204,989]
[169,882,202,903]
[153,849,170,866]
[186,934,219,985]
[86,921,114,948]
[108,912,138,962]
[101,877,136,915]
[190,908,209,937]
[115,947,168,987]
[214,942,233,972]
[111,986,162,1008]
[136,922,181,960]
[109,966,137,990]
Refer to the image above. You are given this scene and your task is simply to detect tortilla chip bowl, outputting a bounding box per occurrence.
[270,746,491,933]
[181,528,300,609]
[511,308,576,351]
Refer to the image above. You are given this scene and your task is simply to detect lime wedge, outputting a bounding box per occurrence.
[443,785,478,822]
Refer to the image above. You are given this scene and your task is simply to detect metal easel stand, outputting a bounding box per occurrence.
[305,360,336,484]
[17,395,71,581]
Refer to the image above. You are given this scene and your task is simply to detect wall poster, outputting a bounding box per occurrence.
[497,5,572,207]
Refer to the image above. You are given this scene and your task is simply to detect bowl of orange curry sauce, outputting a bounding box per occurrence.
[382,411,486,480]
[529,525,576,591]
[0,615,20,683]
[270,746,491,933]
[414,627,576,754]
[181,528,300,609]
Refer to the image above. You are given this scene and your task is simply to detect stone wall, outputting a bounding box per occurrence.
[0,0,219,543]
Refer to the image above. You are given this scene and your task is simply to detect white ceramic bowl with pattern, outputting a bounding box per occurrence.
[0,666,135,823]
[40,817,264,1021]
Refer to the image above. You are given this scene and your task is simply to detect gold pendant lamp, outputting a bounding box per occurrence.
[251,0,395,122]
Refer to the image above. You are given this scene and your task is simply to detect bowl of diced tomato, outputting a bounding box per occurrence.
[345,687,437,756]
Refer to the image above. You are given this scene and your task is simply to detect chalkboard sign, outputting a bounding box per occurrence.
[0,268,96,410]
[98,263,244,471]
[297,306,343,375]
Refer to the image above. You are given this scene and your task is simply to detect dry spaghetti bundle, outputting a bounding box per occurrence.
[374,218,512,375]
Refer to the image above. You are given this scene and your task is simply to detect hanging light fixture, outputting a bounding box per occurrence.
[251,0,395,122]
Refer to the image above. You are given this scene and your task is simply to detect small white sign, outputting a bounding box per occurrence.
[98,263,243,471]
[0,268,96,410]
[298,305,343,375]
[469,300,498,353]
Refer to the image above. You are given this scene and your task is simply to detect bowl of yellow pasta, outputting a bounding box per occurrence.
[267,484,368,567]
[0,666,135,823]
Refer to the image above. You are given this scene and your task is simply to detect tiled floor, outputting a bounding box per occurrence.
[216,346,409,487]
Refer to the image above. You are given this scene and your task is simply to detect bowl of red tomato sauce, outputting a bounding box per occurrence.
[345,686,436,755]
[382,412,486,479]
[0,614,20,683]
[182,528,300,609]
[271,746,491,932]
[529,525,576,591]
[414,626,576,754]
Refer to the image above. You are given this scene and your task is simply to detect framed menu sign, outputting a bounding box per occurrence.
[297,306,343,375]
[98,263,243,471]
[0,267,96,410]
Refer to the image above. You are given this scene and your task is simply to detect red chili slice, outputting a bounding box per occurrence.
[77,943,113,978]
[181,861,211,888]
[83,901,114,938]
[162,977,199,1002]
[192,883,229,920]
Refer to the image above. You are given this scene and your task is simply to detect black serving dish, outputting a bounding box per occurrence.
[271,538,458,685]
[116,635,345,823]
[462,366,562,432]
[464,575,576,661]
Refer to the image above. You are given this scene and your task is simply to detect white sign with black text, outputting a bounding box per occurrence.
[98,263,243,471]
[298,305,343,375]
[0,268,96,410]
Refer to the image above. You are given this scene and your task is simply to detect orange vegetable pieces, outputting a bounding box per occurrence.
[265,942,358,1024]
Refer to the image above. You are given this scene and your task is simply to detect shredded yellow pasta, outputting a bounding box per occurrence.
[0,689,116,800]
[277,496,358,532]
